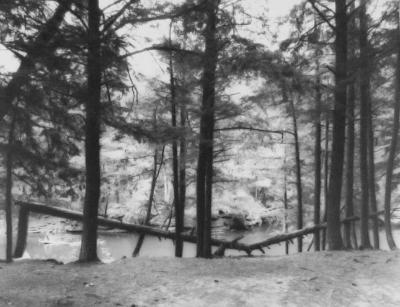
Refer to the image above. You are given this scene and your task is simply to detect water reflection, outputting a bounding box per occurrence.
[1,217,399,263]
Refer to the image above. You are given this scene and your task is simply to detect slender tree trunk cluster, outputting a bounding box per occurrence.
[383,2,400,251]
[316,0,397,251]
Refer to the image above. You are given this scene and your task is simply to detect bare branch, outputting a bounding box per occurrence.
[215,125,294,136]
[102,0,139,33]
[307,0,336,30]
[119,44,202,59]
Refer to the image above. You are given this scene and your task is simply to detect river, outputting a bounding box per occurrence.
[1,214,399,263]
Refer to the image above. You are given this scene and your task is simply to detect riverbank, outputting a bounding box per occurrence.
[0,250,399,306]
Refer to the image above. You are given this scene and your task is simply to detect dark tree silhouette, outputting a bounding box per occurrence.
[326,0,347,250]
[196,0,219,258]
[79,0,102,262]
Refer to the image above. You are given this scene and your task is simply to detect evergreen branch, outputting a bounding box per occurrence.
[112,1,206,32]
[0,0,73,121]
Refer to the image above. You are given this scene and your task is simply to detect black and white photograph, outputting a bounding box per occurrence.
[0,0,399,306]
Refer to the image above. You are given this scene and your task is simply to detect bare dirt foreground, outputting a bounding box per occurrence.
[0,250,399,307]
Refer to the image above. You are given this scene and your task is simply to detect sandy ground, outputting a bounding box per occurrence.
[0,250,399,307]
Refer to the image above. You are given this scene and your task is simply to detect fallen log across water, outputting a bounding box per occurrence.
[13,201,384,258]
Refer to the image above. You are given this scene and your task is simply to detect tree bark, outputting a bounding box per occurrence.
[284,168,289,255]
[344,80,356,249]
[313,52,322,252]
[326,0,347,250]
[79,0,102,262]
[5,118,15,262]
[359,0,372,250]
[367,96,380,249]
[383,2,400,250]
[322,114,330,250]
[179,89,187,254]
[362,0,380,249]
[0,0,72,121]
[196,0,218,258]
[344,2,356,250]
[289,96,303,252]
[13,207,29,258]
[168,36,184,257]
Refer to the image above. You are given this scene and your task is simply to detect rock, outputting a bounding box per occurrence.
[226,215,248,231]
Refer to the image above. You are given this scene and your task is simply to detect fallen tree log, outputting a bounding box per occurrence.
[14,201,254,255]
[14,201,384,257]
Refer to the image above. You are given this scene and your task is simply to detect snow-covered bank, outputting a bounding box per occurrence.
[0,251,399,306]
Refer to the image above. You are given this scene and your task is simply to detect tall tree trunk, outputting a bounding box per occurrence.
[344,2,356,249]
[314,53,322,252]
[79,0,102,262]
[322,114,330,250]
[359,0,372,249]
[327,0,347,250]
[289,96,303,253]
[133,146,164,257]
[367,100,380,249]
[196,0,218,258]
[0,0,72,121]
[344,78,356,249]
[169,42,183,257]
[5,118,15,262]
[383,2,400,251]
[284,162,289,255]
[179,94,187,251]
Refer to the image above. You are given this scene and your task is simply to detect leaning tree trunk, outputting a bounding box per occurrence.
[383,2,400,250]
[359,0,372,250]
[79,0,102,262]
[196,0,218,258]
[326,0,347,250]
[133,146,164,257]
[289,96,303,253]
